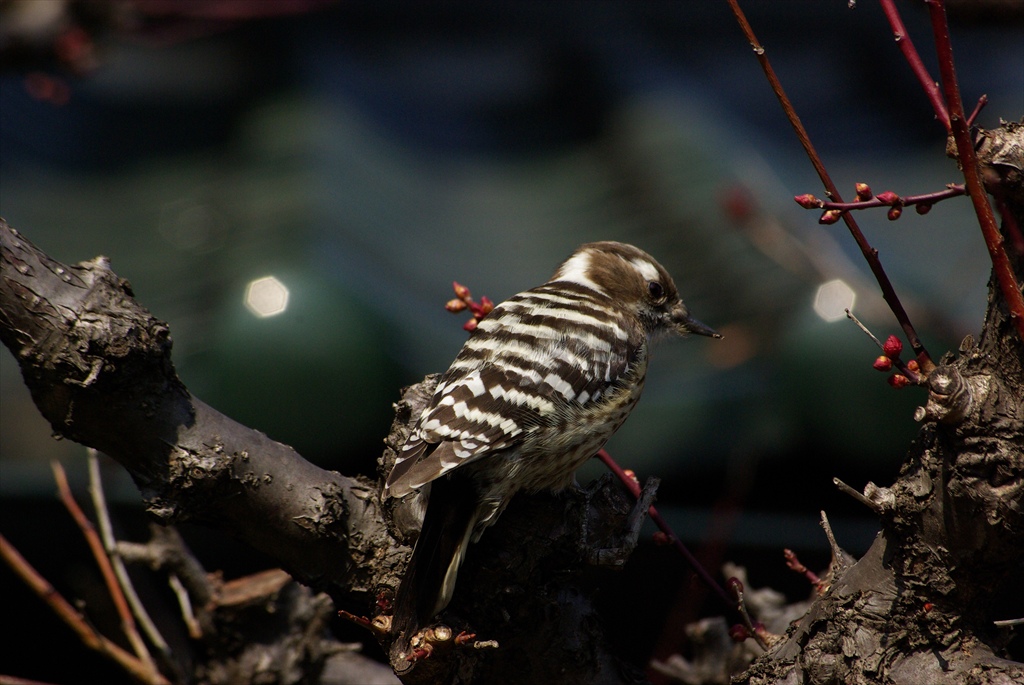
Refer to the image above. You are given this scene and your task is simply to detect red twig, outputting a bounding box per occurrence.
[725,578,770,650]
[0,534,169,685]
[446,281,494,332]
[595,450,735,610]
[725,0,934,373]
[846,310,923,385]
[52,463,140,644]
[878,0,950,131]
[807,184,964,214]
[926,1,1024,340]
[51,461,161,677]
[783,549,822,590]
[966,94,988,127]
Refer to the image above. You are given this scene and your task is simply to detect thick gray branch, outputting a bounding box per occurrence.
[0,218,404,599]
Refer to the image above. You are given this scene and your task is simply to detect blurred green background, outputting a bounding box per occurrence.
[1,1,1020,682]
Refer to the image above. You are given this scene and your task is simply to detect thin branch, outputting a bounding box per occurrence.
[595,450,735,610]
[833,477,883,515]
[966,94,988,127]
[87,451,172,661]
[783,549,822,589]
[878,0,951,131]
[0,534,170,685]
[926,0,1024,341]
[727,578,770,650]
[812,184,964,214]
[725,0,934,373]
[845,309,923,384]
[0,676,62,685]
[51,461,155,672]
[818,511,844,570]
[168,573,203,639]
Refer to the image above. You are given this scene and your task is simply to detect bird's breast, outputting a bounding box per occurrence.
[506,350,649,493]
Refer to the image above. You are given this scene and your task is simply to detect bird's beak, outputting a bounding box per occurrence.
[671,304,721,338]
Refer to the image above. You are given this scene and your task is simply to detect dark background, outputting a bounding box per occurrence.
[1,1,1021,682]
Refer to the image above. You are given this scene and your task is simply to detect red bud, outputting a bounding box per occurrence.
[855,182,873,200]
[882,335,903,358]
[873,356,893,372]
[463,318,478,332]
[887,206,903,221]
[478,296,494,315]
[906,359,920,373]
[445,298,468,313]
[728,624,750,642]
[819,209,842,225]
[452,281,471,300]
[652,531,672,546]
[916,203,932,215]
[887,374,910,389]
[794,193,823,209]
[726,577,744,597]
[876,191,900,205]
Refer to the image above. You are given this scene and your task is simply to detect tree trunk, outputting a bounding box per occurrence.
[733,121,1024,685]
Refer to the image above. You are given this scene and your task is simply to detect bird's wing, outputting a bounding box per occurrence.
[385,328,640,498]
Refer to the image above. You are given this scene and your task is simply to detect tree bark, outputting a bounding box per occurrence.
[0,217,652,683]
[732,121,1024,685]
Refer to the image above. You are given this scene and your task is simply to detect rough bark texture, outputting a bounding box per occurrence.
[0,225,404,600]
[0,218,652,683]
[731,122,1024,685]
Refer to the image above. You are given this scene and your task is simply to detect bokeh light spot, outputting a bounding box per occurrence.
[245,276,289,318]
[813,279,855,322]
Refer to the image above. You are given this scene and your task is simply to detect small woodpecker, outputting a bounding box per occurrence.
[385,241,719,653]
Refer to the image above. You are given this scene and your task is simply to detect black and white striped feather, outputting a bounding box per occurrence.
[386,281,641,499]
[385,241,717,654]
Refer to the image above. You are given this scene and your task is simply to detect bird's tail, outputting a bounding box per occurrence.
[391,474,479,652]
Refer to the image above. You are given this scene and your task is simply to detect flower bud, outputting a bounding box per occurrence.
[882,334,903,358]
[819,209,842,225]
[876,191,900,205]
[478,295,494,315]
[729,624,750,642]
[794,193,822,209]
[446,298,468,312]
[887,206,903,221]
[452,281,471,300]
[463,318,478,332]
[652,531,672,546]
[873,356,893,372]
[906,359,920,373]
[454,631,477,646]
[855,182,873,200]
[887,374,910,389]
[916,203,932,215]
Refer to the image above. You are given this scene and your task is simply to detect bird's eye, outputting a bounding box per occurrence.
[647,281,665,300]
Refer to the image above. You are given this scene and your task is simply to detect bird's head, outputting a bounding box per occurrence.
[551,241,721,340]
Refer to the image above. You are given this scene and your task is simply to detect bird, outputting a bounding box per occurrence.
[385,240,718,651]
